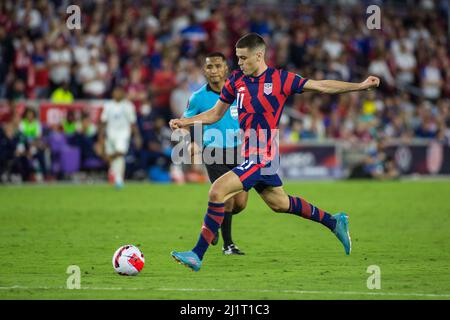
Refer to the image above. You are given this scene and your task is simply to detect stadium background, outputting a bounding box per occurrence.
[1,0,450,300]
[1,0,449,183]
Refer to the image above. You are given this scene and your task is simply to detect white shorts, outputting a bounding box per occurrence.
[105,136,130,156]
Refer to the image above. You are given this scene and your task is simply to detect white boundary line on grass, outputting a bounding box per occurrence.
[1,286,450,298]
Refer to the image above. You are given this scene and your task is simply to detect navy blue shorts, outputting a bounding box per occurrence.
[231,159,283,193]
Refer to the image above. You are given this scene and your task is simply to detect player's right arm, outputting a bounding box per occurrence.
[170,98,230,130]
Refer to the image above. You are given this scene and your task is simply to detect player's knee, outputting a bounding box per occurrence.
[208,187,224,203]
[269,202,286,213]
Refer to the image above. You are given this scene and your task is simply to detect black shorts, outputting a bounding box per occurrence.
[203,146,243,183]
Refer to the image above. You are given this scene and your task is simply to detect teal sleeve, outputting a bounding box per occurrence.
[183,95,201,118]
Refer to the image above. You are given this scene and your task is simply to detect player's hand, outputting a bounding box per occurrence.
[360,76,380,90]
[169,119,185,130]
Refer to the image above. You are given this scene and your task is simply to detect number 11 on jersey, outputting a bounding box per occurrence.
[237,93,244,109]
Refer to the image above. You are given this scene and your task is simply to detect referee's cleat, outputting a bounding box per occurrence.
[333,213,352,255]
[211,232,219,246]
[223,244,245,255]
[171,250,202,272]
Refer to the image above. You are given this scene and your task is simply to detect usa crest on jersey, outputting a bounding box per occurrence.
[264,83,272,95]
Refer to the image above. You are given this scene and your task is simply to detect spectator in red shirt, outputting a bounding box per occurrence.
[31,38,49,98]
[150,58,176,121]
[126,68,148,113]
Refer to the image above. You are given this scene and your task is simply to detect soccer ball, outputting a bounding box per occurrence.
[112,245,145,276]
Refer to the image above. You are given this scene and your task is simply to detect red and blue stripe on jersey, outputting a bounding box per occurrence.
[219,67,308,162]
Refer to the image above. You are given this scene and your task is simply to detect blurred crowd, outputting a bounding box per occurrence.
[1,0,450,183]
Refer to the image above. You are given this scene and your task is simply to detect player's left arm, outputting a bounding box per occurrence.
[127,102,142,149]
[303,76,380,94]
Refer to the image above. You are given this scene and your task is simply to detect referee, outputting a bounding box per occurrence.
[182,52,247,255]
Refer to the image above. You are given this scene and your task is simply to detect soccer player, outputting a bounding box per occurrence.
[169,33,380,271]
[99,86,141,189]
[183,52,248,255]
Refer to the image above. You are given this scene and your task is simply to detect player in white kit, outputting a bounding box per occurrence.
[99,86,141,189]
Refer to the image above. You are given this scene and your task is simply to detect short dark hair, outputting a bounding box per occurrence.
[235,33,266,50]
[205,52,227,61]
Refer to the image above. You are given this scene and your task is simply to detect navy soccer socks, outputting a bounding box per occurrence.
[287,195,337,231]
[192,202,225,260]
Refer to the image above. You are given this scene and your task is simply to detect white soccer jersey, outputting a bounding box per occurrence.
[100,99,136,139]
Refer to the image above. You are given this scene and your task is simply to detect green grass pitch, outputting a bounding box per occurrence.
[1,180,450,300]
